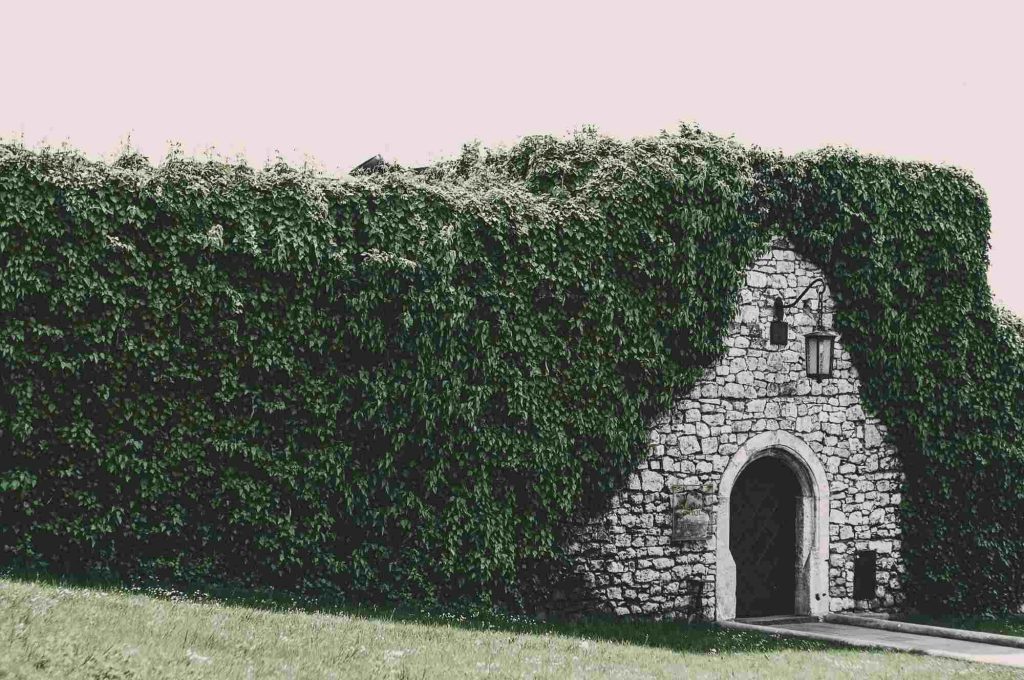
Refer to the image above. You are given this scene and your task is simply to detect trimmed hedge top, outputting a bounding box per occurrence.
[0,125,1020,613]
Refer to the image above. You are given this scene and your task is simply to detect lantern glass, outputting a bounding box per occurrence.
[817,336,832,376]
[806,336,819,376]
[805,331,835,379]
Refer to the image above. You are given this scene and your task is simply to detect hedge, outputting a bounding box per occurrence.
[0,126,1021,612]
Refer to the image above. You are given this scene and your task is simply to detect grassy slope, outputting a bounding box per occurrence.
[0,579,1017,679]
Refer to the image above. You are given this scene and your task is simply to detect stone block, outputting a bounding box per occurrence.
[641,471,663,492]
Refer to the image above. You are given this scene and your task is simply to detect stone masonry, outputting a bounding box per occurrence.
[563,239,905,619]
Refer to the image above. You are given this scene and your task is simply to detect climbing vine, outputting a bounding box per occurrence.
[0,126,1020,613]
[756,148,1024,612]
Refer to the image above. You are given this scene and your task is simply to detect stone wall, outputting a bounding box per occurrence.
[561,239,905,619]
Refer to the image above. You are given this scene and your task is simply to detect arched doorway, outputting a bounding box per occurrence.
[715,431,830,620]
[730,456,800,617]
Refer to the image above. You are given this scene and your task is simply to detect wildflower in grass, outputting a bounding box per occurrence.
[185,648,211,664]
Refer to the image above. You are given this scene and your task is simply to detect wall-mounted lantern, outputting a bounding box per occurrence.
[770,278,836,380]
[804,328,835,380]
[770,298,789,345]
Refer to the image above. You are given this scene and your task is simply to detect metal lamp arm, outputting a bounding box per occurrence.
[773,278,827,329]
[783,278,825,310]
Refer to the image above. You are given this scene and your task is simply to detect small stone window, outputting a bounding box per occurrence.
[853,550,877,600]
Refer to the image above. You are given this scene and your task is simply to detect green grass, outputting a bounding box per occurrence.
[898,613,1024,638]
[0,577,1017,679]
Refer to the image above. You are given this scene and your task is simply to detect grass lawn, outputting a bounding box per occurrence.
[0,577,1018,679]
[897,613,1024,638]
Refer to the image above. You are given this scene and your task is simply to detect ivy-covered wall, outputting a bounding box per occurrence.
[561,241,906,620]
[755,148,1023,613]
[0,126,1020,613]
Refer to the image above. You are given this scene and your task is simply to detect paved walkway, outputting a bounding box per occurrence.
[724,619,1024,669]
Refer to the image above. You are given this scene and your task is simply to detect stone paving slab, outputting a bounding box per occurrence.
[724,619,1024,669]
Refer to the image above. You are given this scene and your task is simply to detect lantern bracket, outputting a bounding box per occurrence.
[773,278,828,330]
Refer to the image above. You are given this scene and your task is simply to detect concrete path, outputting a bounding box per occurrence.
[722,618,1024,669]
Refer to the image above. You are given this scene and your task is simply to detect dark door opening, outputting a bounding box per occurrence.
[730,455,800,617]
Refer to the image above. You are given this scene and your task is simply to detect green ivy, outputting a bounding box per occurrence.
[0,126,1020,613]
[755,148,1024,613]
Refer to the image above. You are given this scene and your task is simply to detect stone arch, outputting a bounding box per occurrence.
[715,430,830,620]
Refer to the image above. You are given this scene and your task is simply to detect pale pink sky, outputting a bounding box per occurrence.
[3,1,1021,313]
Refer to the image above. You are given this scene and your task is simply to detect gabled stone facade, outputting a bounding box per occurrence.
[563,239,905,620]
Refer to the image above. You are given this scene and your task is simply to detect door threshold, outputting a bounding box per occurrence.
[734,614,818,625]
